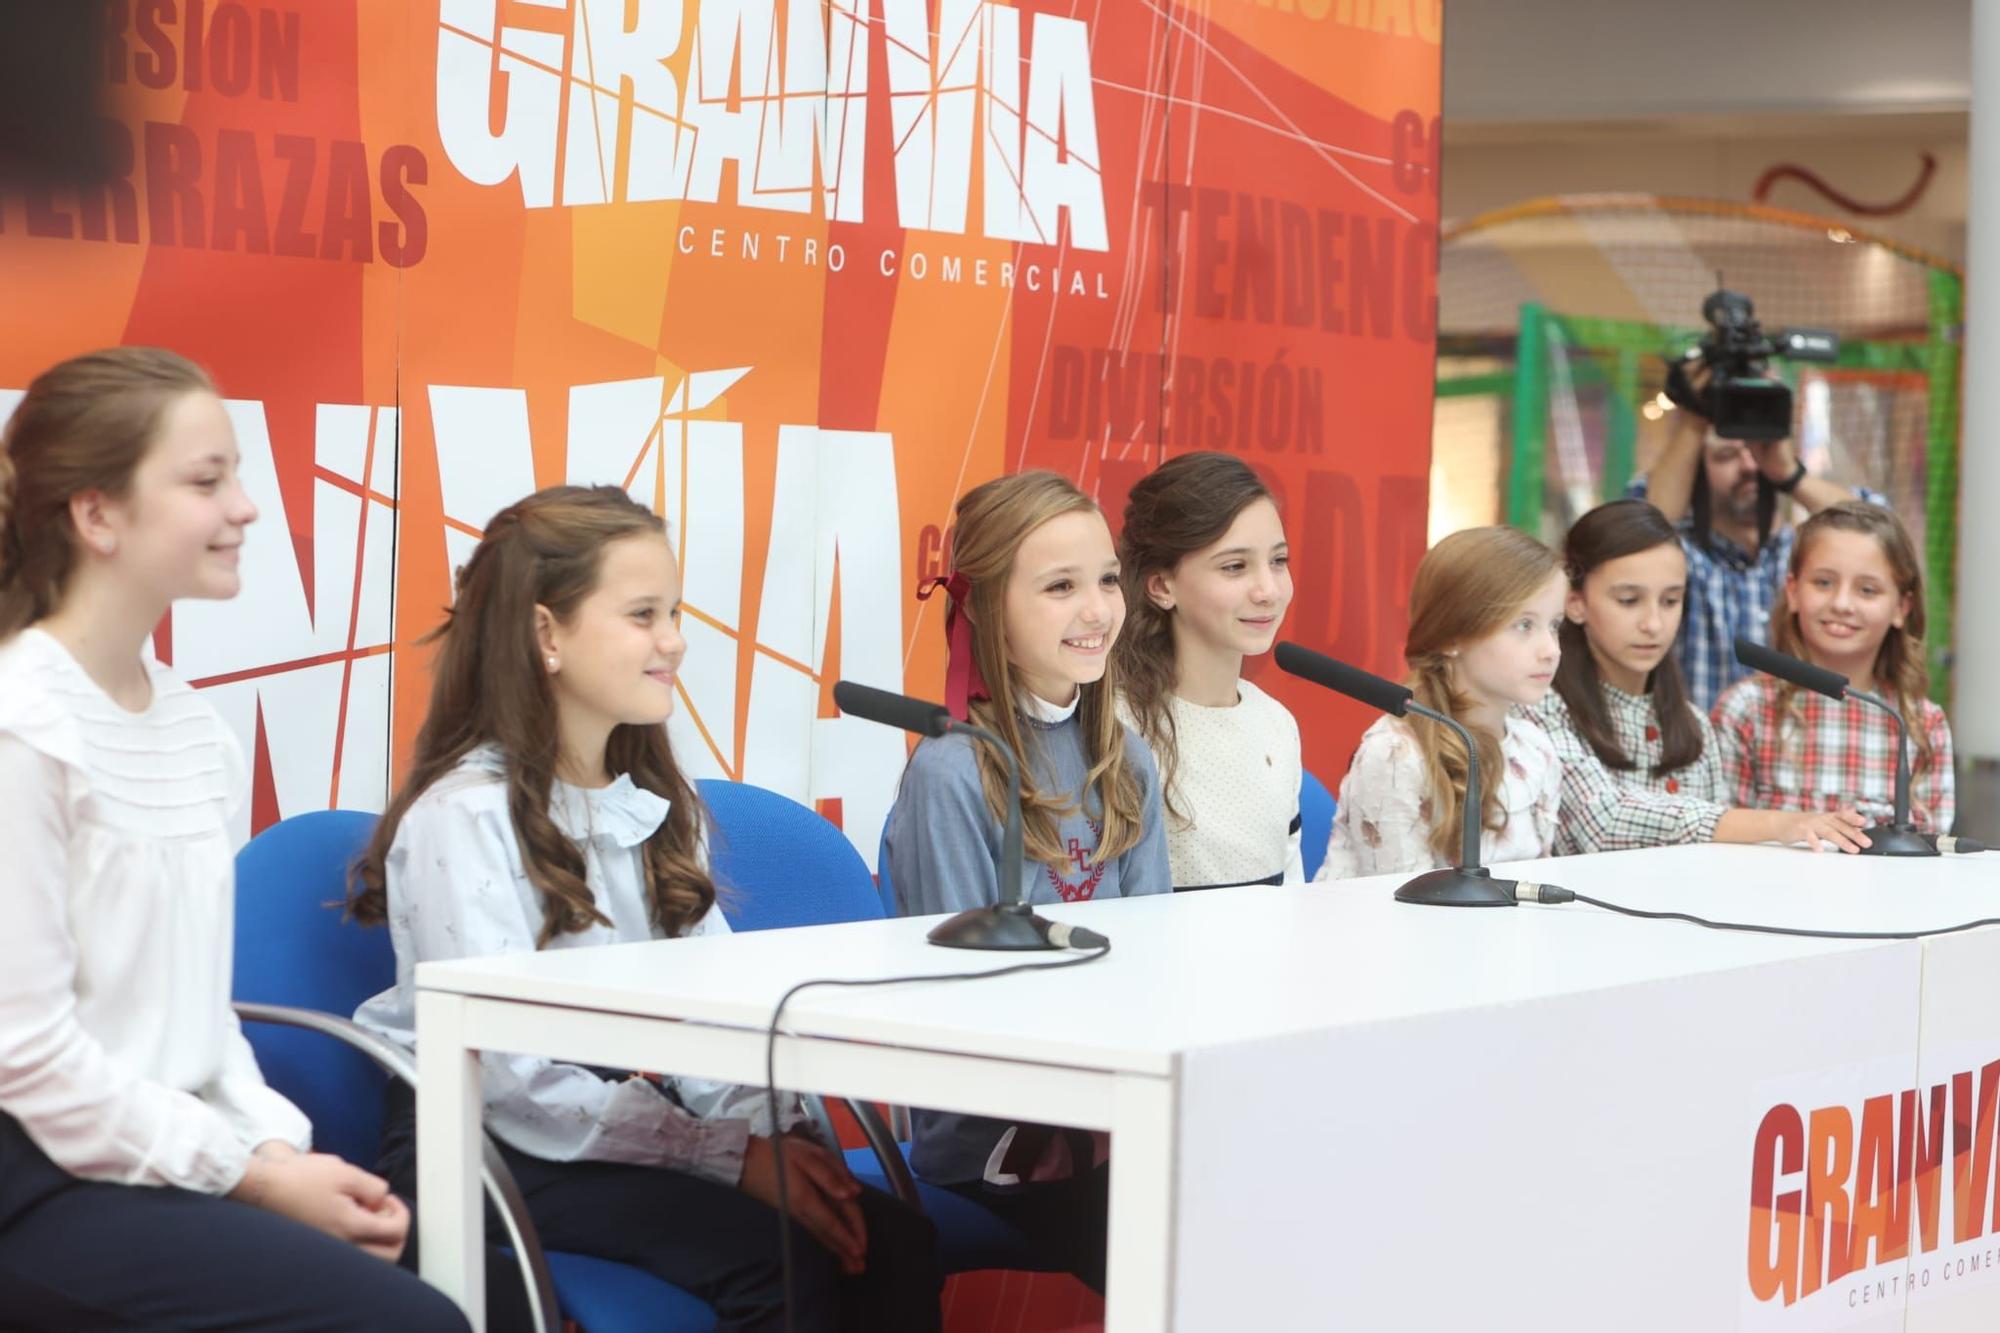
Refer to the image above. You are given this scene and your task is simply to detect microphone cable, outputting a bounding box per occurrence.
[1518,882,2000,941]
[761,932,1112,1333]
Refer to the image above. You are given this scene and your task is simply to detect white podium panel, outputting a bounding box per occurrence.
[1175,939,1925,1332]
[412,844,2000,1331]
[1907,922,2000,1333]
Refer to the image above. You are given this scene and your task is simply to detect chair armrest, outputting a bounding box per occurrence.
[845,1098,919,1208]
[796,1091,919,1210]
[233,1002,562,1333]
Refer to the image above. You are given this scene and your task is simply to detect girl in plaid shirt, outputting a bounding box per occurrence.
[1535,500,1870,855]
[1711,503,1954,832]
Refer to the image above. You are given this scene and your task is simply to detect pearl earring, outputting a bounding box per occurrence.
[546,656,558,671]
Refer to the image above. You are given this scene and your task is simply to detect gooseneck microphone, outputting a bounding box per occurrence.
[832,681,1105,951]
[1273,643,1569,907]
[1731,639,1938,858]
[828,680,955,740]
[1732,638,1848,700]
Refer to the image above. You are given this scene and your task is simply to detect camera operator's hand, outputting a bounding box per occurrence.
[1746,438,1859,516]
[1661,357,1711,417]
[1644,377,1710,525]
[1749,436,1800,483]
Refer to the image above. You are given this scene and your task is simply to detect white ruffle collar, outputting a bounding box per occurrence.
[461,744,669,847]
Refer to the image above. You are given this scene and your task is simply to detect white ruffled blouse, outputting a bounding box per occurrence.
[1315,711,1562,880]
[0,628,310,1194]
[354,745,805,1185]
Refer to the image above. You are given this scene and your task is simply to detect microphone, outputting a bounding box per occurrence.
[1933,835,1989,855]
[1273,642,1567,908]
[1733,637,1848,702]
[833,680,1088,952]
[1731,638,1937,858]
[828,680,952,739]
[1271,641,1415,716]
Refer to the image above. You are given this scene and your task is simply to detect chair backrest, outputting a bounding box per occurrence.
[1299,769,1337,881]
[696,779,885,930]
[874,823,896,917]
[232,809,390,1167]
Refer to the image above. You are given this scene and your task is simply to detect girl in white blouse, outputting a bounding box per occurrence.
[1113,452,1305,890]
[1315,526,1566,880]
[349,485,940,1332]
[0,348,464,1331]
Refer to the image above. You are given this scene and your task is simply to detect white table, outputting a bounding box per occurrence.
[416,844,2000,1330]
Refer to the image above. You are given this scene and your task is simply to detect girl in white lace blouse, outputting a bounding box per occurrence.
[0,349,462,1330]
[1315,526,1565,880]
[348,486,939,1332]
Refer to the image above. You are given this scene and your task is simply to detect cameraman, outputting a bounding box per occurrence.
[1629,385,1884,710]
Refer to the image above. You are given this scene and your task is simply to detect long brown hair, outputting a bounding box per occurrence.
[1403,526,1562,863]
[351,486,715,945]
[1771,501,1934,773]
[0,347,215,638]
[1552,499,1704,774]
[944,471,1148,867]
[1114,451,1277,821]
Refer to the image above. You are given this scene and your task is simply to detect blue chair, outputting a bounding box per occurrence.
[874,823,897,917]
[700,780,888,931]
[698,778,916,1171]
[697,780,1058,1275]
[1300,769,1337,880]
[232,810,714,1333]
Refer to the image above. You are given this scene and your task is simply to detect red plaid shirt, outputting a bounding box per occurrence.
[1710,675,1955,832]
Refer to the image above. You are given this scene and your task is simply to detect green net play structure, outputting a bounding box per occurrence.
[1434,193,1963,702]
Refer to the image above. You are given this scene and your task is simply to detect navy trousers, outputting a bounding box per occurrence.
[0,1112,469,1332]
[379,1083,943,1333]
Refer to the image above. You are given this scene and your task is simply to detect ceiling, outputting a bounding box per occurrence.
[1445,0,1971,126]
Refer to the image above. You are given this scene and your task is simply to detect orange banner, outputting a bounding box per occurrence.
[0,0,1440,856]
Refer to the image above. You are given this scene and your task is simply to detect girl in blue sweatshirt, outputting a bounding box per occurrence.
[884,469,1170,1290]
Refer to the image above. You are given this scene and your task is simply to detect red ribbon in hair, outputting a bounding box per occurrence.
[917,571,990,720]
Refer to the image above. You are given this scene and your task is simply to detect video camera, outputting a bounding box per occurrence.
[1668,289,1839,442]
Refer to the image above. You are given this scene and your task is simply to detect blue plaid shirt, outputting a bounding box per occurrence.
[1624,476,1887,711]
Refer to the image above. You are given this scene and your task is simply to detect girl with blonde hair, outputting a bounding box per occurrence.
[885,469,1169,1288]
[1315,526,1566,879]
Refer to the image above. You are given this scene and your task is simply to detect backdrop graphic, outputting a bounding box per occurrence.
[0,0,1441,858]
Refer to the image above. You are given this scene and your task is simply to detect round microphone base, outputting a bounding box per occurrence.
[1858,823,1940,858]
[1394,866,1517,907]
[927,904,1063,951]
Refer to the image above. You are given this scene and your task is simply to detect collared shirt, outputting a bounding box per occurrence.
[1709,675,1955,832]
[886,704,1170,1184]
[1531,683,1727,855]
[354,745,805,1186]
[1626,476,1889,710]
[0,628,310,1195]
